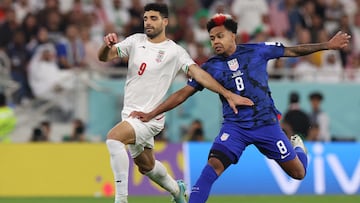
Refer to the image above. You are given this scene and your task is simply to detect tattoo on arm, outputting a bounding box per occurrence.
[284,43,329,57]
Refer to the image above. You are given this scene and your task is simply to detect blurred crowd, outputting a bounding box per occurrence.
[281,91,333,142]
[1,0,360,142]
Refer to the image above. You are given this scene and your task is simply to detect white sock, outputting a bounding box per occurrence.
[106,139,129,203]
[145,160,179,196]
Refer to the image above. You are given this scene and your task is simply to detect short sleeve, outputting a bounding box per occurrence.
[261,42,285,60]
[114,34,139,58]
[187,77,204,91]
[186,63,208,91]
[176,46,196,74]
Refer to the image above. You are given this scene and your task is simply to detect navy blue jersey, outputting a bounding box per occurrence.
[188,42,285,128]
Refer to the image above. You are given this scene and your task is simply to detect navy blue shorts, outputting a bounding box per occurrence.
[211,122,296,164]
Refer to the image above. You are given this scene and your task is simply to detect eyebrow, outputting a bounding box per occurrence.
[210,31,223,36]
[144,15,159,19]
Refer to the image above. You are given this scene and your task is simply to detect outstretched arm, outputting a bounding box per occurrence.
[130,85,197,122]
[131,75,254,122]
[187,64,254,114]
[283,31,351,57]
[98,33,119,62]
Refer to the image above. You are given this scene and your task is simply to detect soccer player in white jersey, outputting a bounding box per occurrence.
[97,3,253,203]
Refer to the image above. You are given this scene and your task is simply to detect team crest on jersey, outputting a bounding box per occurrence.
[220,133,230,141]
[156,50,165,63]
[227,58,239,71]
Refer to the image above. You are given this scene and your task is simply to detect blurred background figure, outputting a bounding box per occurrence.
[311,29,343,82]
[308,91,331,142]
[293,28,318,81]
[188,128,205,142]
[63,118,86,142]
[184,119,205,142]
[306,123,321,141]
[30,127,46,142]
[0,92,16,143]
[0,46,19,104]
[6,29,33,104]
[231,0,269,38]
[193,8,211,55]
[30,120,51,142]
[36,0,65,44]
[40,120,51,141]
[56,24,86,69]
[28,43,76,122]
[0,7,18,49]
[281,91,311,139]
[123,0,144,36]
[267,58,288,80]
[80,25,111,68]
[194,42,209,66]
[108,0,130,36]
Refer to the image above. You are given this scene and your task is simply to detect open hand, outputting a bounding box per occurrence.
[227,93,254,114]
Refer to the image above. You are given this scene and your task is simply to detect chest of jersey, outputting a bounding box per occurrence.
[208,56,268,95]
[129,43,178,78]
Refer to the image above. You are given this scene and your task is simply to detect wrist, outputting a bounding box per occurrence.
[324,42,331,50]
[148,111,158,119]
[223,90,232,100]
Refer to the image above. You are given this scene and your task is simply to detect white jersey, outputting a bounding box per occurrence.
[114,33,195,117]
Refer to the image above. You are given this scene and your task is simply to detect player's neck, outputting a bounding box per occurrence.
[147,33,167,43]
[224,44,237,57]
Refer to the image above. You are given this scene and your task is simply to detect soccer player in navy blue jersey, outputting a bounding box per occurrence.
[130,14,350,203]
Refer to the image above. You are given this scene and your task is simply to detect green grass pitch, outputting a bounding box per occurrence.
[0,195,359,203]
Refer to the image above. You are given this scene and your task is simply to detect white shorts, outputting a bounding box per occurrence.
[122,112,165,158]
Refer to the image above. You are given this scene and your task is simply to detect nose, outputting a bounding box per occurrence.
[212,38,220,46]
[145,21,151,28]
[214,37,221,43]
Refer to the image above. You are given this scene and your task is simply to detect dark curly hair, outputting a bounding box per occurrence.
[207,13,237,34]
[144,3,169,18]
